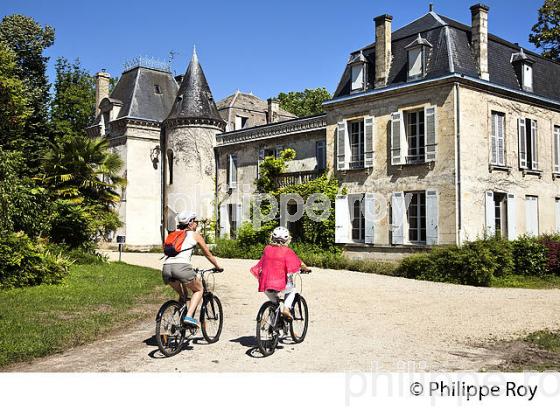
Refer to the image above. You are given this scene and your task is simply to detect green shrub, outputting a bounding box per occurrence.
[47,243,107,265]
[397,253,435,279]
[0,232,71,289]
[398,245,495,287]
[512,236,548,277]
[213,238,264,260]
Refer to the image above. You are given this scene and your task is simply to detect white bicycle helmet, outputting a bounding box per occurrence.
[271,226,291,244]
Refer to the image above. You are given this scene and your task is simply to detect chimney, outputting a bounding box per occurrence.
[267,98,279,124]
[470,3,490,81]
[95,70,111,116]
[374,14,393,88]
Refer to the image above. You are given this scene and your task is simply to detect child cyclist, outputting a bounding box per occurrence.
[250,226,310,319]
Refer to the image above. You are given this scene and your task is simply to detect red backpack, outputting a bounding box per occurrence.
[163,230,195,257]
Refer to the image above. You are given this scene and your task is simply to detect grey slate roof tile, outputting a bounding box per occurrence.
[334,11,560,105]
[109,66,178,122]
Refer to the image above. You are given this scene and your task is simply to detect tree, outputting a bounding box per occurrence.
[276,87,331,117]
[42,135,125,209]
[0,15,55,172]
[529,0,560,62]
[51,57,96,135]
[0,41,31,150]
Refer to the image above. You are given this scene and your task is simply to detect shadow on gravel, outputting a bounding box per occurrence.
[230,336,285,358]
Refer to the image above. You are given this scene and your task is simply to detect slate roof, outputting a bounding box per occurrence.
[216,91,298,121]
[108,66,178,122]
[333,11,560,103]
[166,49,223,124]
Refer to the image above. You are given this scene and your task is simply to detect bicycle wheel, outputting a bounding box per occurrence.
[200,295,223,343]
[256,301,280,357]
[155,300,185,357]
[289,294,308,343]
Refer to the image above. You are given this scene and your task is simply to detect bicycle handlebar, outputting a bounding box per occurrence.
[195,267,223,274]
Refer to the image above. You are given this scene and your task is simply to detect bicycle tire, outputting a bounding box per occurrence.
[155,300,185,357]
[200,295,223,343]
[256,301,280,357]
[289,294,309,343]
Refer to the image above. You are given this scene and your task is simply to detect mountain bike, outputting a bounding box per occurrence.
[155,267,224,357]
[255,269,310,357]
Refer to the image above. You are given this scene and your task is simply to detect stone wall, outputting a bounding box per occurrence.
[165,124,222,224]
[325,82,458,246]
[459,85,560,240]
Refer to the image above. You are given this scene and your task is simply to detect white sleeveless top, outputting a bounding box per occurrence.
[163,230,197,265]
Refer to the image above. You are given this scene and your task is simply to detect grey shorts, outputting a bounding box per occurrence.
[162,264,196,284]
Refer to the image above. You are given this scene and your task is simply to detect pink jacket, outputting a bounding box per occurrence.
[250,245,302,292]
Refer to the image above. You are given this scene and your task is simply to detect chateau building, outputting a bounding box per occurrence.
[89,4,560,260]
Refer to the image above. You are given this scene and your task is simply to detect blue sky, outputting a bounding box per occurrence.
[1,0,544,101]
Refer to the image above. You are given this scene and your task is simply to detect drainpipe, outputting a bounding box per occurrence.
[214,147,219,241]
[160,124,167,244]
[454,83,462,245]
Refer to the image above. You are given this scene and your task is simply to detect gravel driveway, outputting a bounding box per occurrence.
[10,252,560,372]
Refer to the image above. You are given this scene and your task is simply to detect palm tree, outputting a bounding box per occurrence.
[42,134,126,208]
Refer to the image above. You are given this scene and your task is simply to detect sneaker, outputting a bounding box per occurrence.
[182,315,199,327]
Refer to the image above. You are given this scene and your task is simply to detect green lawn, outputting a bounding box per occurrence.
[0,262,173,368]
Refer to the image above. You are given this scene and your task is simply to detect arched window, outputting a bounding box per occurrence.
[166,149,174,185]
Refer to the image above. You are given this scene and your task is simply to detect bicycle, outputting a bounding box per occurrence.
[255,269,310,357]
[155,267,224,357]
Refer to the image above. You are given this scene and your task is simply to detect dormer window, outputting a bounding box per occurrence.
[522,64,533,91]
[511,48,535,92]
[348,51,367,93]
[405,34,432,81]
[351,65,364,91]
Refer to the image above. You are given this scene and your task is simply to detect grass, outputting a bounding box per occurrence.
[525,330,560,352]
[491,275,560,289]
[486,329,560,372]
[0,262,173,368]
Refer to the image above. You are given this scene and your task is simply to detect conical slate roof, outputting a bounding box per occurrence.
[166,48,224,128]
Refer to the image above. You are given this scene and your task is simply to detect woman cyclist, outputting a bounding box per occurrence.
[162,211,222,327]
[250,226,310,319]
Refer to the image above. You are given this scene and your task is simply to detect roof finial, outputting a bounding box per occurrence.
[192,44,198,61]
[429,3,434,12]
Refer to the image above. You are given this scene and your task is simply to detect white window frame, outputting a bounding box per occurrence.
[518,118,539,170]
[351,64,364,92]
[407,47,423,80]
[235,115,248,130]
[316,140,326,170]
[227,153,238,190]
[522,64,533,92]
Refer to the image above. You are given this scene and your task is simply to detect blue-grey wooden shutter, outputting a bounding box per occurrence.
[391,192,405,244]
[337,121,347,170]
[496,113,505,166]
[335,195,350,243]
[518,118,527,169]
[364,193,375,244]
[554,127,560,173]
[507,193,516,240]
[426,189,438,245]
[485,191,495,236]
[219,204,229,237]
[531,120,538,169]
[364,116,375,168]
[425,106,436,162]
[391,112,404,165]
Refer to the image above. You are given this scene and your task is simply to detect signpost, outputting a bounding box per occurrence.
[116,235,126,262]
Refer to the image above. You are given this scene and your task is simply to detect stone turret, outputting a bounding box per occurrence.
[162,48,226,231]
